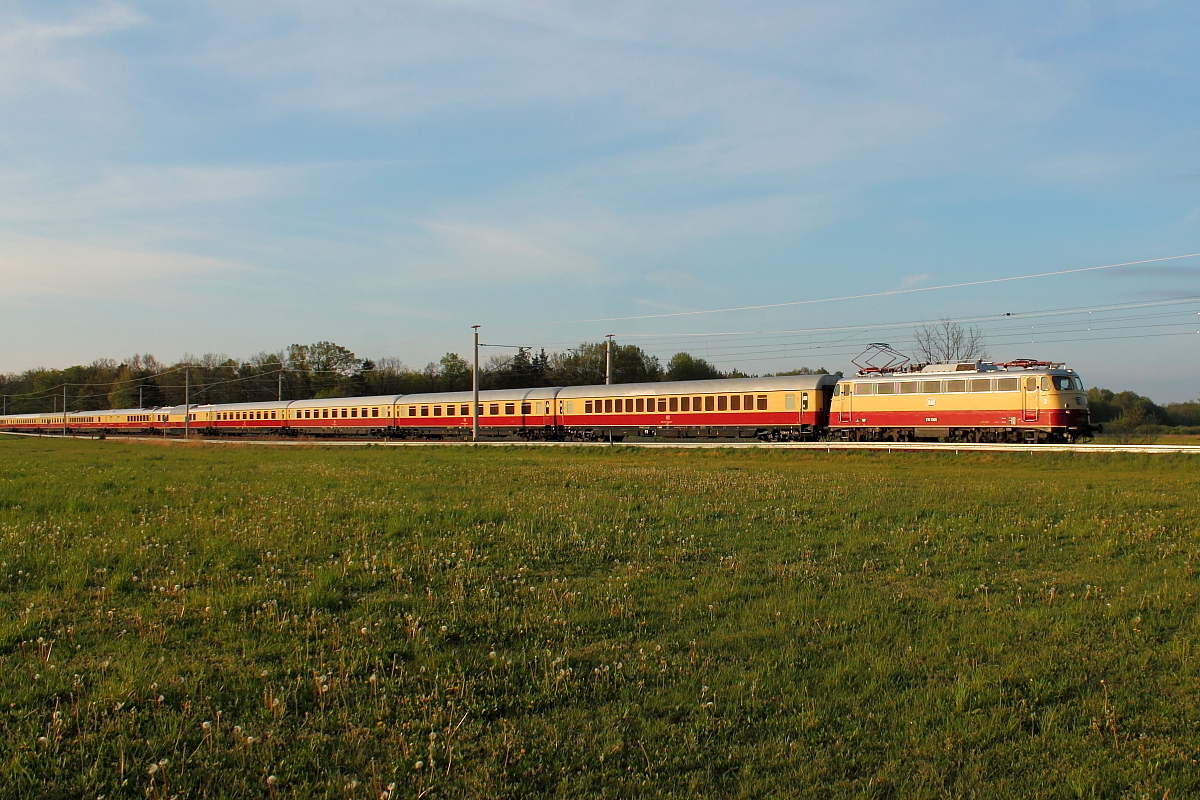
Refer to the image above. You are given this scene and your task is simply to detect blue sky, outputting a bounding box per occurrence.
[1,1,1198,399]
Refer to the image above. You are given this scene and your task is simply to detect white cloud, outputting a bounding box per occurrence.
[0,233,235,302]
[0,3,141,96]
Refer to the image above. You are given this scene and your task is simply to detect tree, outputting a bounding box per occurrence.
[665,353,723,381]
[439,353,472,391]
[913,318,987,363]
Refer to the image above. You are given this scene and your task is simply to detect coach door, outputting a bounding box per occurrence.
[1022,376,1039,422]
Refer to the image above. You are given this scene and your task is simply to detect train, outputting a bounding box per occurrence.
[0,359,1095,443]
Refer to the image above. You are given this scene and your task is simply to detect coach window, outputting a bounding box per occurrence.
[945,379,967,393]
[456,405,465,415]
[625,399,633,412]
[681,397,690,412]
[802,393,810,411]
[1040,377,1051,392]
[756,395,767,410]
[585,401,593,413]
[899,381,919,394]
[664,397,674,412]
[785,394,796,411]
[488,404,498,415]
[271,411,277,419]
[969,379,991,392]
[520,402,531,415]
[920,381,941,394]
[705,396,716,411]
[853,383,873,395]
[421,406,429,416]
[504,403,515,415]
[728,395,739,411]
[877,383,896,395]
[432,406,441,417]
[360,408,367,417]
[633,398,643,413]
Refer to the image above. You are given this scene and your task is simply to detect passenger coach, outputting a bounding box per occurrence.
[557,375,838,441]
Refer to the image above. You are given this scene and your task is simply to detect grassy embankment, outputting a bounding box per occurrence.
[2,438,1199,798]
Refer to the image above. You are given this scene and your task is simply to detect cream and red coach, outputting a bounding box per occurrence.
[395,388,558,439]
[556,375,837,441]
[287,395,401,435]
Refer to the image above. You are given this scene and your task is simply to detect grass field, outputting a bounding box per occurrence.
[2,438,1199,798]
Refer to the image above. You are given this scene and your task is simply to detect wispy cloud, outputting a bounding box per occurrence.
[0,233,236,302]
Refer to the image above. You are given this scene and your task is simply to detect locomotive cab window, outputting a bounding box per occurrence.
[1025,377,1037,392]
[1040,377,1051,392]
[1052,376,1073,391]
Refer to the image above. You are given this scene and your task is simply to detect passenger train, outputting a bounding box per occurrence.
[0,359,1095,443]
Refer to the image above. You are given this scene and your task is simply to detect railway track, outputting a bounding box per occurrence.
[4,430,1199,454]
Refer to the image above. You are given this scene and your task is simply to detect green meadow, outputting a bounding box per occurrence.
[2,438,1199,799]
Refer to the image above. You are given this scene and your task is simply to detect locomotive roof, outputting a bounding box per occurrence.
[556,374,837,398]
[851,361,1079,378]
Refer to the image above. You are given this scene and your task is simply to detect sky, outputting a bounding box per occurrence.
[1,0,1198,400]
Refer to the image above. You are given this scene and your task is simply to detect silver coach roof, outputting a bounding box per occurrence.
[556,375,837,399]
[66,408,159,417]
[400,387,560,404]
[288,394,404,409]
[206,400,294,412]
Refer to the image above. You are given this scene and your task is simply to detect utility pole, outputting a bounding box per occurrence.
[62,385,67,437]
[138,384,143,409]
[605,334,614,386]
[278,367,284,402]
[184,369,190,440]
[472,325,480,443]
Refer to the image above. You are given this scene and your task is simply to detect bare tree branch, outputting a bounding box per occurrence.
[913,318,988,363]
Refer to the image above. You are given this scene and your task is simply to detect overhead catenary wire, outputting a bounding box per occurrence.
[489,252,1200,326]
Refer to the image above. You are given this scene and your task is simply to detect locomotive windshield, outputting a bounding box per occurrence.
[1052,376,1082,391]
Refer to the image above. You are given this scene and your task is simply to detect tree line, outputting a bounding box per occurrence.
[0,341,831,414]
